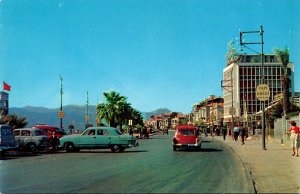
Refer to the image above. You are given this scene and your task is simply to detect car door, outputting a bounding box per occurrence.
[79,129,96,149]
[95,129,111,148]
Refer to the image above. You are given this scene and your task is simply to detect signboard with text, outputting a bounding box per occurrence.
[256,84,270,101]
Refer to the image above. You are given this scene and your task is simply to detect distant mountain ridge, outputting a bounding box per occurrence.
[10,105,171,129]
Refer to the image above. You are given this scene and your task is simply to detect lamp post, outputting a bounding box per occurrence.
[85,91,89,127]
[240,25,267,150]
[59,75,63,129]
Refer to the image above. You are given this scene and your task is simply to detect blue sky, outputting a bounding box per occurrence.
[0,0,299,114]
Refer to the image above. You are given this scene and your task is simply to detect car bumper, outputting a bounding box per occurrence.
[173,143,201,148]
[129,141,139,147]
[0,146,18,152]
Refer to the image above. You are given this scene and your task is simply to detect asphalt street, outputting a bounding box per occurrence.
[0,132,255,193]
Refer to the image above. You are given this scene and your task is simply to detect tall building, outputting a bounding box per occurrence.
[222,54,294,125]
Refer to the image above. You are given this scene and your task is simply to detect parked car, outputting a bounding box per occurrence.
[13,128,48,151]
[0,124,18,155]
[59,127,139,153]
[34,124,66,139]
[172,125,202,151]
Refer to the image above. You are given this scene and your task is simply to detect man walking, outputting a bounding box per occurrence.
[240,127,246,145]
[221,126,227,141]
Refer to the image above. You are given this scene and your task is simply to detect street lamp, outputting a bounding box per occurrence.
[59,75,63,129]
[85,91,90,127]
[240,25,267,150]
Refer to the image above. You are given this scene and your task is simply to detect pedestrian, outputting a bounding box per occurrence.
[287,121,299,157]
[221,126,227,141]
[233,125,240,141]
[205,127,209,137]
[129,127,133,136]
[240,127,246,145]
[50,132,59,150]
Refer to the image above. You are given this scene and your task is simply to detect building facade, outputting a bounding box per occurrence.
[0,91,9,118]
[191,96,224,126]
[222,54,295,125]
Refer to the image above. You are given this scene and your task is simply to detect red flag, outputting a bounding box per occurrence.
[3,82,11,91]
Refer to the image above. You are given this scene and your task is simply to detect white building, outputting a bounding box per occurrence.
[222,54,295,125]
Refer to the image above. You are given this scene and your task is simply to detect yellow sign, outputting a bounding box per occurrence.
[58,111,64,118]
[85,115,90,121]
[256,84,270,101]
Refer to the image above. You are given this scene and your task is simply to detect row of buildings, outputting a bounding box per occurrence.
[144,53,299,131]
[193,53,299,130]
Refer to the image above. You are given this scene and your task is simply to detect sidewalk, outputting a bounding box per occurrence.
[213,135,300,193]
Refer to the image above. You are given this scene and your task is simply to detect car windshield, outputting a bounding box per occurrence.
[1,126,13,135]
[55,128,67,134]
[178,129,195,136]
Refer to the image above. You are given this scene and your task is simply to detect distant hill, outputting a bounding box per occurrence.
[10,106,172,129]
[143,108,172,119]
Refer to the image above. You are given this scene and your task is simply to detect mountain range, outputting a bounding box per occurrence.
[10,105,171,130]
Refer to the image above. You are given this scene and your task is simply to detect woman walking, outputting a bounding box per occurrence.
[287,121,299,157]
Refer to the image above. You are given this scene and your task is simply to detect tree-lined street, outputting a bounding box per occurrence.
[0,132,254,193]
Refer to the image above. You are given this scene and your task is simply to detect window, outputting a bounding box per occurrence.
[97,129,104,135]
[287,68,292,76]
[13,130,20,136]
[21,130,30,136]
[179,129,195,136]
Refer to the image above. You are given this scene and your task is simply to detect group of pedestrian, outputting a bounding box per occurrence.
[231,125,247,144]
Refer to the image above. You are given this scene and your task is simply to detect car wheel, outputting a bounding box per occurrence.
[65,142,76,152]
[27,143,37,152]
[111,145,122,153]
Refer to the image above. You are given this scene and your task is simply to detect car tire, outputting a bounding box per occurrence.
[111,145,123,153]
[27,143,37,152]
[65,142,76,152]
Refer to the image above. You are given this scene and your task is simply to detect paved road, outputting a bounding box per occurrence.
[0,132,255,193]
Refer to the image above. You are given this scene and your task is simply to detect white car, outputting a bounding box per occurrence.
[13,128,49,151]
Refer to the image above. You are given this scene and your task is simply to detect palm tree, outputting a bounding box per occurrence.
[0,114,28,129]
[96,90,144,130]
[274,47,290,115]
[96,91,123,127]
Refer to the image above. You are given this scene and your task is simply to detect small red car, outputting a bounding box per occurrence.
[172,125,202,151]
[34,124,67,140]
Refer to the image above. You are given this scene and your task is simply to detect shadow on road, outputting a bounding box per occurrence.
[200,148,223,152]
[174,148,222,152]
[75,150,149,154]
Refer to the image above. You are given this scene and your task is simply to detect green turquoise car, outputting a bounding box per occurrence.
[59,127,138,152]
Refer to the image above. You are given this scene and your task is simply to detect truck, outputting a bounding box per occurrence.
[0,124,18,155]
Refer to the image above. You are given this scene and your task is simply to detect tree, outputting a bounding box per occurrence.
[96,91,125,127]
[274,47,291,115]
[96,91,143,130]
[0,114,28,129]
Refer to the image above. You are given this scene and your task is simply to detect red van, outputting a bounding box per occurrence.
[172,125,202,151]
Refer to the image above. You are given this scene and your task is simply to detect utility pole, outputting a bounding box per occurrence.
[240,25,267,150]
[86,91,89,126]
[59,75,64,129]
